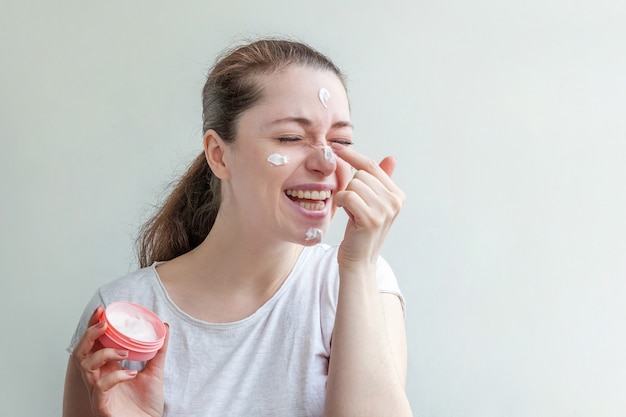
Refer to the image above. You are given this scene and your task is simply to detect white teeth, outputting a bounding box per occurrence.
[297,200,325,211]
[285,189,331,200]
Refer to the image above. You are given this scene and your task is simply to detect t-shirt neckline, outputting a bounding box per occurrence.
[149,245,314,329]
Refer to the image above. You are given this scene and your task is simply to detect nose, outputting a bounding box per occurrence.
[305,144,336,176]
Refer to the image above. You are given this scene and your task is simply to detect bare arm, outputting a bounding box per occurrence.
[325,273,412,416]
[381,292,408,388]
[63,356,98,417]
[324,144,412,417]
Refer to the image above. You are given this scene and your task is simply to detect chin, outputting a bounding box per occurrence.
[294,226,326,246]
[301,239,321,247]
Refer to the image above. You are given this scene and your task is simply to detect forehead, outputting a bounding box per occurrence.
[252,65,350,118]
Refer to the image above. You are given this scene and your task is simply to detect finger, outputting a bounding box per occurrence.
[81,348,129,372]
[80,348,128,381]
[95,369,138,393]
[144,323,170,375]
[351,169,395,200]
[336,180,395,228]
[378,156,397,177]
[331,143,398,189]
[87,305,105,327]
[345,168,404,211]
[360,168,405,208]
[331,143,385,174]
[73,305,105,359]
[337,191,377,229]
[73,319,107,362]
[338,176,383,210]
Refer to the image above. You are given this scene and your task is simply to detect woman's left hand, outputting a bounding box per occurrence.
[331,143,405,271]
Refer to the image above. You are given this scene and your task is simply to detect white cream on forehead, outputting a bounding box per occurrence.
[108,311,158,342]
[305,227,323,242]
[321,145,334,163]
[267,153,289,166]
[318,88,331,108]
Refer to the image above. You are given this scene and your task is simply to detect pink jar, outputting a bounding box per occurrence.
[98,301,166,361]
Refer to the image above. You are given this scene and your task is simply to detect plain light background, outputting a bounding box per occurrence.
[1,0,625,416]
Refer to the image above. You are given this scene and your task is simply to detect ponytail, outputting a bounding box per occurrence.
[136,152,221,267]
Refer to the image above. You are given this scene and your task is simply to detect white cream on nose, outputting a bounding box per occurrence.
[321,145,334,163]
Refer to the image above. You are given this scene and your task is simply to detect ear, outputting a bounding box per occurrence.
[204,129,230,180]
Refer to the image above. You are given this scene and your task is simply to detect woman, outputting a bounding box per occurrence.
[63,38,412,417]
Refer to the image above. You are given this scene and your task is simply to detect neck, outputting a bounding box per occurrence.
[155,210,306,323]
[187,212,304,292]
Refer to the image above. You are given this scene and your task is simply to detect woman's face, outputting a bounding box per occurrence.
[219,65,354,245]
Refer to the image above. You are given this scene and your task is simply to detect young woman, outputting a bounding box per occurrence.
[63,38,412,417]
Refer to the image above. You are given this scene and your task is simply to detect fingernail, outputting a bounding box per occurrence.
[115,350,128,358]
[126,370,138,377]
[95,321,105,329]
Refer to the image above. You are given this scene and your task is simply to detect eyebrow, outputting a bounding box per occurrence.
[268,117,353,130]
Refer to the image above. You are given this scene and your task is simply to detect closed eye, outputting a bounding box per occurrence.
[329,139,354,146]
[278,136,303,143]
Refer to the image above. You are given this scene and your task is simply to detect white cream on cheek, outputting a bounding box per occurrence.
[108,311,158,341]
[267,153,289,166]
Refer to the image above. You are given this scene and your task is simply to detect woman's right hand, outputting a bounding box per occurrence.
[70,305,169,417]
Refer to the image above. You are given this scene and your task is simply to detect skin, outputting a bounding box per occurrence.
[63,65,412,416]
[64,307,169,416]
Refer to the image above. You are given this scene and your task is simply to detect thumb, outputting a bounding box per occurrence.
[379,156,397,177]
[144,323,169,373]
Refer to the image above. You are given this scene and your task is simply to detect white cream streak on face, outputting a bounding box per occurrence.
[321,145,334,163]
[305,227,323,242]
[318,88,331,108]
[267,153,289,166]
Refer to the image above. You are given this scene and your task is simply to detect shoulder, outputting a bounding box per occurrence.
[67,265,164,353]
[96,264,163,306]
[288,244,341,294]
[302,243,404,308]
[302,243,340,265]
[303,244,396,280]
[296,244,341,287]
[297,244,398,290]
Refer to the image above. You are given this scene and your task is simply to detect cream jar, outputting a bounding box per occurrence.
[98,301,166,361]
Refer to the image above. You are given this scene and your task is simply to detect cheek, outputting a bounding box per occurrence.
[266,147,309,167]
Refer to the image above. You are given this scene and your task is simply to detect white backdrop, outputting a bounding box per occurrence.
[1,1,625,416]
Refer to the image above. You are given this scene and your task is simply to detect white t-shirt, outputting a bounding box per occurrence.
[68,244,404,417]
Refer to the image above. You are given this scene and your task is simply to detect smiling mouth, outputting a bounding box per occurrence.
[285,189,332,211]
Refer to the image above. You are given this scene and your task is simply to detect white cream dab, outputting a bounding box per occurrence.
[318,88,331,108]
[267,153,289,166]
[108,311,158,342]
[321,145,334,163]
[305,227,323,242]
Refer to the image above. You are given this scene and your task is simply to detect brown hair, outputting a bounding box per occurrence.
[136,38,345,267]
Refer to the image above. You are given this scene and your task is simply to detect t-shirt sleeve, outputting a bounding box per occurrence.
[376,255,406,315]
[66,289,105,355]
